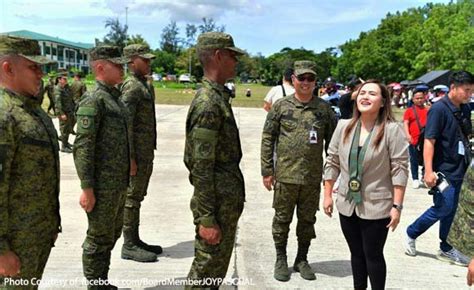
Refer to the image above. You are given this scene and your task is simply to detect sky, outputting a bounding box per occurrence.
[0,0,452,56]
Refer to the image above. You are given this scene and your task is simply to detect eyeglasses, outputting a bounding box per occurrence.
[296,75,316,82]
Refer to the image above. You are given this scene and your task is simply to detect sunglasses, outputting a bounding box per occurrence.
[296,75,316,82]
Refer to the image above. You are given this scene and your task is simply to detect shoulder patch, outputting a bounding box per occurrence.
[77,106,97,133]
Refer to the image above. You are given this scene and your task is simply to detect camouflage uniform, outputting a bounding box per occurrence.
[120,43,160,262]
[447,165,473,258]
[73,46,130,286]
[0,36,60,290]
[261,60,335,281]
[70,77,87,105]
[54,78,75,149]
[184,76,245,287]
[44,77,56,114]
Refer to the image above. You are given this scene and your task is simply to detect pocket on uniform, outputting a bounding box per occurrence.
[281,119,297,131]
[368,191,393,201]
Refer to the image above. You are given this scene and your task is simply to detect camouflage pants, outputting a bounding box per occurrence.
[125,160,153,210]
[0,231,55,290]
[186,193,244,289]
[59,112,75,144]
[82,189,125,281]
[272,182,321,246]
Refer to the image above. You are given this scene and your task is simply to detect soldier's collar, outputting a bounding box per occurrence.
[290,94,317,108]
[203,77,230,101]
[96,80,122,98]
[2,87,41,108]
[130,72,147,82]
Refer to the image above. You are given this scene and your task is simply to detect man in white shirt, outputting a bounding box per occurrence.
[263,68,295,112]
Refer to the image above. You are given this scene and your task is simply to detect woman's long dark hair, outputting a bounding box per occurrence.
[343,79,395,148]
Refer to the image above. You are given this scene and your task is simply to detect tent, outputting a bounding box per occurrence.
[401,70,451,88]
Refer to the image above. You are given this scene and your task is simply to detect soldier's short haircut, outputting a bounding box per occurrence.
[197,49,216,67]
[449,70,474,86]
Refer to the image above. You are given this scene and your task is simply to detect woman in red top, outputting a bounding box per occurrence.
[403,91,428,188]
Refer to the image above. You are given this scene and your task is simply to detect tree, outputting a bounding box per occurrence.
[198,17,225,33]
[185,24,198,47]
[126,34,150,47]
[151,50,177,75]
[102,18,128,51]
[160,21,181,54]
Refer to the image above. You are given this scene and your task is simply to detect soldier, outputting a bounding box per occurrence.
[54,71,75,153]
[120,44,161,263]
[0,36,61,289]
[447,165,473,285]
[73,45,130,289]
[261,60,335,281]
[184,32,246,288]
[44,74,56,115]
[70,72,87,105]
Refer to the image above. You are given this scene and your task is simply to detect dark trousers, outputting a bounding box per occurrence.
[408,145,424,180]
[339,213,390,290]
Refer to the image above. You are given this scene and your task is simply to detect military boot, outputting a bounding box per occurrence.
[121,224,157,262]
[293,242,316,280]
[274,245,290,282]
[132,207,163,255]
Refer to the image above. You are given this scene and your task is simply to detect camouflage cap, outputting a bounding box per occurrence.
[123,44,155,59]
[57,71,68,78]
[0,35,55,65]
[89,45,129,64]
[196,32,246,55]
[294,60,317,76]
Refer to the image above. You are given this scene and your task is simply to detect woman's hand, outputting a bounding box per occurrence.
[323,196,334,217]
[387,207,401,231]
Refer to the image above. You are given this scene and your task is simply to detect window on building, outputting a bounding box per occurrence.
[45,46,51,55]
[52,47,57,56]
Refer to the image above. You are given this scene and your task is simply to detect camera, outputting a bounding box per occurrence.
[427,172,450,195]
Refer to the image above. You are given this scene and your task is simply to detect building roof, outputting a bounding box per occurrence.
[1,30,94,50]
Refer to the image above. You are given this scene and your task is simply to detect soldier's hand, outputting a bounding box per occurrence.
[59,114,67,121]
[468,259,474,286]
[323,197,333,217]
[198,224,221,245]
[130,159,137,176]
[0,251,21,277]
[263,176,274,191]
[80,188,96,213]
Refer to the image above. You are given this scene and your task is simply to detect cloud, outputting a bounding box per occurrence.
[101,0,262,22]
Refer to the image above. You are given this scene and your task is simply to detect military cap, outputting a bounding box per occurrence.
[89,45,129,64]
[0,35,55,65]
[123,44,155,59]
[294,60,317,76]
[196,32,246,55]
[57,71,68,78]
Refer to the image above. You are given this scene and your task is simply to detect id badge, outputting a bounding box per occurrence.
[458,141,465,156]
[309,129,318,144]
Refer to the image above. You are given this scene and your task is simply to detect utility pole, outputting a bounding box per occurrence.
[125,6,128,27]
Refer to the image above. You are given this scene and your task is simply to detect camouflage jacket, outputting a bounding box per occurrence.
[44,80,55,100]
[447,165,473,257]
[184,78,245,227]
[261,95,336,185]
[70,79,87,104]
[54,84,75,115]
[0,88,61,254]
[120,73,157,161]
[73,81,130,190]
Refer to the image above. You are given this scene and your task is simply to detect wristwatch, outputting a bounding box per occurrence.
[393,204,403,211]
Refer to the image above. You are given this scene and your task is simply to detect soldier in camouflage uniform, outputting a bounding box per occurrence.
[54,71,75,153]
[70,72,87,105]
[447,165,473,285]
[44,75,56,115]
[73,45,130,290]
[261,60,335,281]
[0,36,61,290]
[120,44,160,263]
[184,32,246,289]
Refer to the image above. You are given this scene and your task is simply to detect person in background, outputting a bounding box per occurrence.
[263,68,295,112]
[339,76,363,120]
[403,89,429,189]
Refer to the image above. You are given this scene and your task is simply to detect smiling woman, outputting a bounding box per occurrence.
[323,79,409,290]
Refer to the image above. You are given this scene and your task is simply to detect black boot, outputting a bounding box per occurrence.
[274,244,290,282]
[293,241,316,280]
[121,207,158,262]
[61,142,72,153]
[134,208,163,255]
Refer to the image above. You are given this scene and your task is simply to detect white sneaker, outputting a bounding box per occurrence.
[412,180,420,189]
[404,232,417,256]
